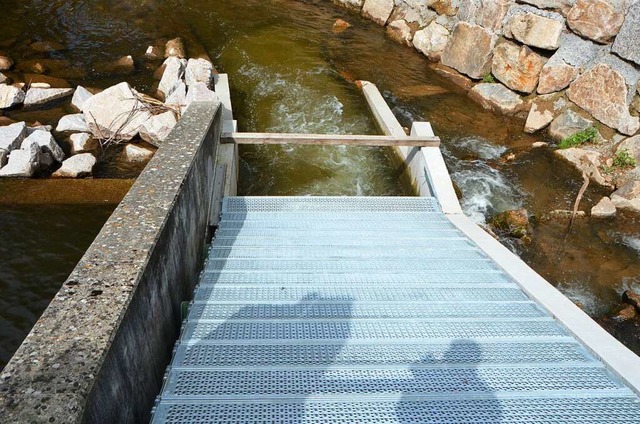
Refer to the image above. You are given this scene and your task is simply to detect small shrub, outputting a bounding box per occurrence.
[482,73,496,83]
[558,127,598,149]
[613,149,637,168]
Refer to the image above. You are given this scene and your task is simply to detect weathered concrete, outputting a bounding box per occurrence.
[0,101,223,423]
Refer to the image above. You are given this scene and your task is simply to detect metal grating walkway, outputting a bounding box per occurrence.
[152,197,640,423]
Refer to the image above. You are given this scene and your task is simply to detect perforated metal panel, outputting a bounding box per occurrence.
[152,196,640,423]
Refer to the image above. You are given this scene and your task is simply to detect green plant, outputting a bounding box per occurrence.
[482,73,496,83]
[558,127,598,149]
[612,149,637,168]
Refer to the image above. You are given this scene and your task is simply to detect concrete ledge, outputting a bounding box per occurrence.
[0,101,222,423]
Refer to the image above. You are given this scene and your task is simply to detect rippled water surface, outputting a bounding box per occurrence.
[1,0,639,367]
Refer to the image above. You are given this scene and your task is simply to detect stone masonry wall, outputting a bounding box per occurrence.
[332,0,640,140]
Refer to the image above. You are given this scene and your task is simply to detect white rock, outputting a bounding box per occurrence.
[165,81,187,110]
[611,181,640,212]
[555,148,607,186]
[0,140,40,177]
[413,22,449,61]
[82,82,151,141]
[0,72,7,84]
[185,58,214,88]
[591,197,616,218]
[0,148,7,167]
[139,111,178,145]
[185,82,219,106]
[56,114,90,133]
[525,102,554,133]
[144,45,163,61]
[505,12,564,50]
[71,86,93,112]
[0,84,25,109]
[0,122,28,151]
[69,133,98,154]
[23,130,64,163]
[52,153,96,178]
[468,83,525,116]
[362,0,394,25]
[23,87,73,109]
[121,144,154,163]
[158,57,186,100]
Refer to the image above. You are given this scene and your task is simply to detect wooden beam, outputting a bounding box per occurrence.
[221,132,440,147]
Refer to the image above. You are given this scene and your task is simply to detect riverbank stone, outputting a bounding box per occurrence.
[611,181,640,212]
[0,121,27,152]
[440,22,497,80]
[0,72,7,84]
[469,83,525,115]
[24,130,64,163]
[611,1,640,65]
[490,208,530,238]
[623,290,640,313]
[566,0,625,43]
[95,56,135,76]
[548,109,593,141]
[504,12,564,50]
[0,139,40,177]
[23,88,73,109]
[387,20,413,46]
[185,58,214,88]
[362,0,394,25]
[52,153,96,178]
[185,82,218,106]
[56,113,90,133]
[427,0,459,16]
[413,22,449,61]
[457,0,510,31]
[555,147,607,185]
[567,63,640,136]
[0,84,25,109]
[82,82,151,141]
[165,37,187,59]
[0,54,13,71]
[71,86,94,112]
[121,144,154,163]
[158,57,186,100]
[139,111,178,145]
[390,1,436,27]
[69,133,99,154]
[525,98,556,133]
[492,41,545,94]
[591,197,617,217]
[615,135,640,163]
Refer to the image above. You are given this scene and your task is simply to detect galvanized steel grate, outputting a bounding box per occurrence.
[152,196,640,423]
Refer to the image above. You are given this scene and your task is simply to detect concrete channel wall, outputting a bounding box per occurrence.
[0,101,223,423]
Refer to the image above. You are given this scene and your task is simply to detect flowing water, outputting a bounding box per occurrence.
[1,0,639,368]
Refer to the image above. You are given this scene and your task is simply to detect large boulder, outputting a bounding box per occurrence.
[504,12,564,50]
[440,22,497,80]
[427,0,459,16]
[82,82,152,141]
[591,197,616,218]
[412,22,449,61]
[0,121,27,152]
[0,139,40,177]
[611,1,640,65]
[139,111,178,145]
[185,58,214,88]
[52,153,96,178]
[362,0,394,25]
[386,20,413,46]
[566,0,625,43]
[525,94,565,133]
[457,0,510,31]
[158,57,187,100]
[492,41,545,94]
[56,113,90,133]
[468,83,525,116]
[23,87,73,109]
[567,63,639,136]
[548,109,593,141]
[611,181,640,212]
[0,84,25,109]
[555,148,607,185]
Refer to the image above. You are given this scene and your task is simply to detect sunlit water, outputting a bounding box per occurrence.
[1,0,639,367]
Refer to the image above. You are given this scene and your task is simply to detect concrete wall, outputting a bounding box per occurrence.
[0,101,222,423]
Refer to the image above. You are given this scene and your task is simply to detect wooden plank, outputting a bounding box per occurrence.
[221,132,440,147]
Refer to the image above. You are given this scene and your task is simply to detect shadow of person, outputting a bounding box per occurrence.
[396,339,504,423]
[179,290,354,422]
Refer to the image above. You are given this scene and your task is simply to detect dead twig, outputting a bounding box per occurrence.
[567,171,590,235]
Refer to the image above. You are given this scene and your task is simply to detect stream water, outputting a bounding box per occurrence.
[1,0,639,368]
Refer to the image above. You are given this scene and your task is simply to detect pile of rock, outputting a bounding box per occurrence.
[0,37,219,179]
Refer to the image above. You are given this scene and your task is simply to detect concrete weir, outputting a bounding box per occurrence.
[0,101,223,423]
